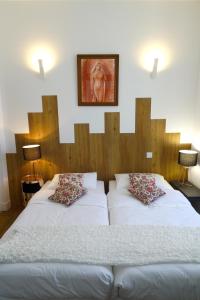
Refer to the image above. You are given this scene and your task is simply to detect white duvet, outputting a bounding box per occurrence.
[108,181,200,227]
[0,181,113,300]
[108,180,200,300]
[5,181,108,235]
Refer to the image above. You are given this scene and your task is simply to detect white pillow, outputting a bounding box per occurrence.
[115,173,167,190]
[115,174,129,190]
[48,172,97,190]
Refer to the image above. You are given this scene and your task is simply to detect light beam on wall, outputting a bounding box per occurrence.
[192,138,200,152]
[26,44,57,75]
[180,131,195,144]
[139,42,171,75]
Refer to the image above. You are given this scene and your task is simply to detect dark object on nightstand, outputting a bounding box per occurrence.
[22,182,41,193]
[21,175,44,206]
[170,180,200,214]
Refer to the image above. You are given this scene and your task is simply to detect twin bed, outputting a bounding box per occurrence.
[108,178,200,300]
[0,180,113,300]
[0,174,200,300]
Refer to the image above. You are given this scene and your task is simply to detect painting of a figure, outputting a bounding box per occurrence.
[77,54,119,106]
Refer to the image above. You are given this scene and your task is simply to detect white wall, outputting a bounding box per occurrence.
[0,1,200,153]
[0,0,200,197]
[189,67,200,188]
[0,84,10,211]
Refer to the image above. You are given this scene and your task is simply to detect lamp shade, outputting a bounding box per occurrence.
[178,150,198,167]
[22,144,41,161]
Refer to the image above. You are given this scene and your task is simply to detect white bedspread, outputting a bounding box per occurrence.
[1,225,200,266]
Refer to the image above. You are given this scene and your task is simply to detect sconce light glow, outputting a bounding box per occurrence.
[192,137,200,152]
[139,43,171,74]
[26,45,56,74]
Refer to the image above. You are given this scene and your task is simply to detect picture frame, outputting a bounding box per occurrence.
[77,54,119,106]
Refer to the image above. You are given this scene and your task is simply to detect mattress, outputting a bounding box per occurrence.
[0,181,113,300]
[108,180,200,300]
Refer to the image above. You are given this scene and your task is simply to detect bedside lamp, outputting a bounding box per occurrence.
[178,150,198,185]
[22,144,41,180]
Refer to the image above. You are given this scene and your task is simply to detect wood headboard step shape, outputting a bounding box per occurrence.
[6,96,190,208]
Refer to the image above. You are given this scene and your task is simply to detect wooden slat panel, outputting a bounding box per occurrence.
[119,134,136,173]
[74,124,90,171]
[6,95,191,208]
[90,133,105,178]
[150,119,166,173]
[6,154,21,208]
[135,98,152,172]
[105,112,120,180]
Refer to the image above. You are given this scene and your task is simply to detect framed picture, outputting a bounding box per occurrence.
[77,54,119,106]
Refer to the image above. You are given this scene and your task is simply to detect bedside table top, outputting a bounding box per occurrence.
[170,181,200,198]
[21,175,43,184]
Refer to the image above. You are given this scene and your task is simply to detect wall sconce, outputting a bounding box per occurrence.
[38,59,45,78]
[150,58,159,79]
[139,43,170,76]
[26,44,57,76]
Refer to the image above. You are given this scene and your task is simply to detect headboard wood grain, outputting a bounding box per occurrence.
[6,96,190,208]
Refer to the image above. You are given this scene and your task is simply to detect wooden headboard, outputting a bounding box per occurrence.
[6,96,190,208]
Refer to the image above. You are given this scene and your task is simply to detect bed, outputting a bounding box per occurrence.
[108,176,200,300]
[0,180,113,300]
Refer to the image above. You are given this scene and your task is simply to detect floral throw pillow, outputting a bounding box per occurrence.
[129,173,155,188]
[128,173,165,205]
[58,173,83,188]
[48,184,86,206]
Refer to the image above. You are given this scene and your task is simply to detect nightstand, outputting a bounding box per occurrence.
[170,180,200,214]
[21,175,44,206]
